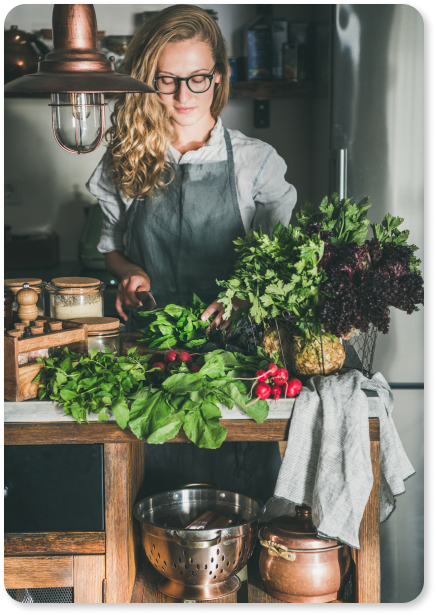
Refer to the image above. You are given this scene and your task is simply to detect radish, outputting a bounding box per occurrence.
[268,363,279,377]
[177,351,193,367]
[151,362,165,371]
[271,385,282,402]
[247,383,271,406]
[283,378,302,398]
[190,365,201,373]
[256,369,269,382]
[164,350,177,363]
[273,368,289,386]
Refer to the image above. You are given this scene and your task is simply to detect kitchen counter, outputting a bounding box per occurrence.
[4,393,381,446]
[4,392,381,424]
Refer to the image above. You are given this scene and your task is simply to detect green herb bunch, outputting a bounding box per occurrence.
[137,293,210,350]
[217,192,423,340]
[35,346,275,449]
[217,221,327,327]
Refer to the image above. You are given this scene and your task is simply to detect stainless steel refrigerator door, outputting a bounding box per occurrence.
[331,4,424,384]
[331,5,424,603]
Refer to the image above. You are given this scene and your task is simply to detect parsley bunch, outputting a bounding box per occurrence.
[217,223,326,329]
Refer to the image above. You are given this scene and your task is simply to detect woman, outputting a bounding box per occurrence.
[86,5,297,503]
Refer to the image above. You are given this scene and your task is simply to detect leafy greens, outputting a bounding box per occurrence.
[217,193,424,338]
[136,293,213,350]
[34,345,273,449]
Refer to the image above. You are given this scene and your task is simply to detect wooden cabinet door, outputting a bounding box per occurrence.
[4,555,105,604]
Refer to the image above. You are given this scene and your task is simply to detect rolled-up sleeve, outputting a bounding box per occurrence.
[85,151,133,254]
[251,148,297,237]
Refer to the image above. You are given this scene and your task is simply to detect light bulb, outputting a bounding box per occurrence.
[50,93,105,154]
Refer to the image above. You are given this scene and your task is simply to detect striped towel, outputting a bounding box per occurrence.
[273,370,415,549]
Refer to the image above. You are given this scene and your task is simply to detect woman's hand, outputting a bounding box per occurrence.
[104,252,151,321]
[201,297,247,332]
[115,267,151,321]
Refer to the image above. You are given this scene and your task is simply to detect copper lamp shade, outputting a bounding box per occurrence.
[4,4,155,154]
[4,4,155,94]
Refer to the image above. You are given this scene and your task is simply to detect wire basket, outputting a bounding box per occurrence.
[224,313,377,379]
[273,314,377,379]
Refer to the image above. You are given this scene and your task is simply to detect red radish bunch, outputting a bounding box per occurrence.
[247,383,272,405]
[247,363,302,404]
[256,369,269,382]
[268,363,279,377]
[151,362,165,371]
[164,350,177,363]
[177,351,193,367]
[273,368,289,386]
[271,385,282,402]
[190,365,201,373]
[283,378,302,398]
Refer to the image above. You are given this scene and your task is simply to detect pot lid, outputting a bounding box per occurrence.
[262,506,338,550]
[52,277,101,288]
[5,278,43,286]
[71,317,119,332]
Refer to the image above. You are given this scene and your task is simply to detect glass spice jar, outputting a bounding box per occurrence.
[70,317,124,356]
[4,278,46,317]
[46,277,105,320]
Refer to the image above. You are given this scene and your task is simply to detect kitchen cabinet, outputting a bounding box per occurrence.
[5,400,381,604]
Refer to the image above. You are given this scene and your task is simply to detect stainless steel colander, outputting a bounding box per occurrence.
[133,487,264,601]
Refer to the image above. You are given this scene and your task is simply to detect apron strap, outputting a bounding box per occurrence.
[223,126,241,216]
[223,126,240,228]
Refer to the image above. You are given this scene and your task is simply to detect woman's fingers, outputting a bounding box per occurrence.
[201,300,221,322]
[115,289,129,321]
[116,274,151,319]
[201,300,223,332]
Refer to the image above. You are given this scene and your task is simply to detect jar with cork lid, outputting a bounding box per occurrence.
[4,278,46,317]
[70,317,124,356]
[46,277,105,320]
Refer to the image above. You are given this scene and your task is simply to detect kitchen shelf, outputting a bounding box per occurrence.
[230,80,318,100]
[130,547,354,603]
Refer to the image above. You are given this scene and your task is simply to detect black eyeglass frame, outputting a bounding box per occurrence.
[154,67,217,95]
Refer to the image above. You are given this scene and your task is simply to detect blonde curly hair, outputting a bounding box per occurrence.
[105,4,230,200]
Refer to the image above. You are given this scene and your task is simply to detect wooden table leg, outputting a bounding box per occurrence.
[354,423,381,603]
[104,442,145,603]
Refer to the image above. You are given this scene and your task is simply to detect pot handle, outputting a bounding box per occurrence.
[258,528,296,562]
[167,529,222,549]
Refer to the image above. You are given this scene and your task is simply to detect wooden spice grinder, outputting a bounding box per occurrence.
[16,283,39,325]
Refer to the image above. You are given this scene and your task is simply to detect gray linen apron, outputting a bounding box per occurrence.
[125,127,281,503]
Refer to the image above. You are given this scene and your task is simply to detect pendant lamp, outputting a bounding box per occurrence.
[4,4,156,154]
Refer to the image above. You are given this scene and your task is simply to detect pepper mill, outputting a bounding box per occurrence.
[16,283,39,325]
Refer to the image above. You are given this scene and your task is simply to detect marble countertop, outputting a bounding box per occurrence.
[4,391,381,423]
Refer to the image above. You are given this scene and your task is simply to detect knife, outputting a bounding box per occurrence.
[136,290,157,311]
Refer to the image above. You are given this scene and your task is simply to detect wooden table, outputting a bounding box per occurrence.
[4,399,381,604]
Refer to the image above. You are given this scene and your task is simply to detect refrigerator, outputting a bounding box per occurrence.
[310,5,424,602]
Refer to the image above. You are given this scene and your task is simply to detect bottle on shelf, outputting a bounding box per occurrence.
[272,20,288,80]
[246,5,273,81]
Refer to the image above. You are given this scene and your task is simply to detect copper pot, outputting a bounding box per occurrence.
[4,25,50,84]
[259,506,351,603]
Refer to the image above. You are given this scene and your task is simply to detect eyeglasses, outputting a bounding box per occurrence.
[154,67,217,95]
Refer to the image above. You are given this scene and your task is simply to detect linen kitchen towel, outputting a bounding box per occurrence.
[273,370,415,549]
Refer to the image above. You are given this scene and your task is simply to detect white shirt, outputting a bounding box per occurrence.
[85,117,297,254]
